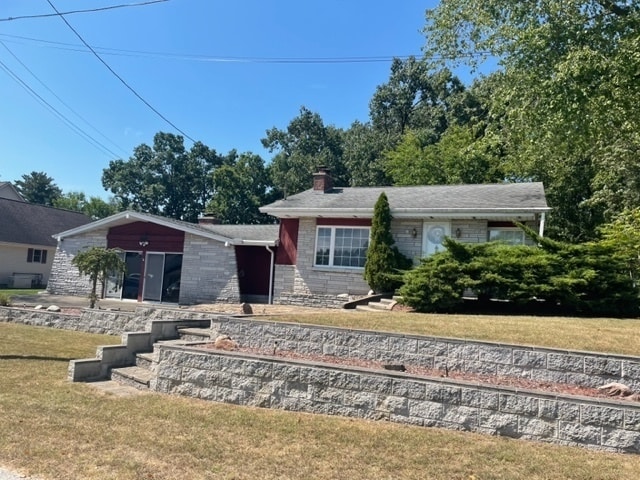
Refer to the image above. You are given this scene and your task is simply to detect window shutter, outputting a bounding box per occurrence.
[41,250,48,264]
[27,248,34,263]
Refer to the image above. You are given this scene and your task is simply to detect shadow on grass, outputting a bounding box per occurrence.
[0,355,74,362]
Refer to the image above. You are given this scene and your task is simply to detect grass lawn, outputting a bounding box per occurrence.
[2,316,640,480]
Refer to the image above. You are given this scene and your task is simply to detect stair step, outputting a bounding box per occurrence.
[136,352,156,369]
[111,366,153,390]
[379,298,397,306]
[177,327,211,342]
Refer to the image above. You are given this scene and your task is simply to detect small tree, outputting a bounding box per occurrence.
[72,247,126,308]
[364,192,412,293]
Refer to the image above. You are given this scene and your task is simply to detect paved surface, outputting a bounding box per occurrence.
[0,466,39,480]
[7,291,147,312]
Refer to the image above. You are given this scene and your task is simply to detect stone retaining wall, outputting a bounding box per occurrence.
[210,317,640,392]
[0,306,215,336]
[152,343,640,454]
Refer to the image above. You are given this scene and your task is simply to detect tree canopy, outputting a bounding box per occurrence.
[101,132,221,222]
[15,171,62,206]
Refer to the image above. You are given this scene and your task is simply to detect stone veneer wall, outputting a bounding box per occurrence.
[0,305,215,336]
[152,343,640,454]
[47,229,109,296]
[177,233,241,305]
[209,317,640,392]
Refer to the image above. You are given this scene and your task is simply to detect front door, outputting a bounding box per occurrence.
[422,222,451,257]
[143,253,165,302]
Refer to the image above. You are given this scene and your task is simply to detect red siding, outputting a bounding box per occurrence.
[275,219,299,265]
[235,246,272,296]
[107,222,185,252]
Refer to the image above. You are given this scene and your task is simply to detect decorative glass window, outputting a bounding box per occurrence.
[315,227,370,268]
[27,248,48,264]
[488,229,525,245]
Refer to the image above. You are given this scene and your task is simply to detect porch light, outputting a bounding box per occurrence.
[455,228,462,238]
[139,235,149,247]
[411,228,417,238]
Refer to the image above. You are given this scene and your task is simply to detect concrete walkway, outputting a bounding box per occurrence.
[0,466,40,480]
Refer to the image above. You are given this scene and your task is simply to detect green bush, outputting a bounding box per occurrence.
[0,292,11,306]
[400,231,640,317]
[364,192,412,293]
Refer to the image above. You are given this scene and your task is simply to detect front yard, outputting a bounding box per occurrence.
[2,310,640,479]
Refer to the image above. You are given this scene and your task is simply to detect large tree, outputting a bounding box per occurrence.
[423,0,640,241]
[262,107,346,197]
[102,132,221,222]
[15,171,62,206]
[53,191,119,219]
[207,151,274,224]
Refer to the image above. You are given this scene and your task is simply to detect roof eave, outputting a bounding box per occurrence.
[260,207,551,219]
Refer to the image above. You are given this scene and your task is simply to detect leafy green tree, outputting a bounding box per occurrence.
[369,59,467,144]
[14,171,62,206]
[72,247,126,308]
[341,121,391,187]
[102,132,221,222]
[364,193,412,293]
[423,0,640,241]
[53,192,119,219]
[385,126,504,186]
[262,107,346,197]
[207,151,274,224]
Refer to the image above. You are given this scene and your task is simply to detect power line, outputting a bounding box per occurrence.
[0,33,491,65]
[0,58,122,159]
[46,0,195,143]
[0,0,169,22]
[0,40,129,158]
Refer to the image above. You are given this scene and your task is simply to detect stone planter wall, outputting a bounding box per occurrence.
[152,343,640,454]
[210,317,640,392]
[0,306,215,336]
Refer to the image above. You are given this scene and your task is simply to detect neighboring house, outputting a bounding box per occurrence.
[48,211,279,305]
[0,198,91,288]
[0,181,25,201]
[259,169,551,307]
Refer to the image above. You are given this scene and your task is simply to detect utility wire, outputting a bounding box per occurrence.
[0,40,128,158]
[0,0,169,22]
[0,58,122,159]
[46,0,195,143]
[0,33,492,64]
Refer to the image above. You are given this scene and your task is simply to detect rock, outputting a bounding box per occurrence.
[214,335,237,351]
[46,305,61,312]
[240,302,253,314]
[598,382,634,397]
[34,304,44,310]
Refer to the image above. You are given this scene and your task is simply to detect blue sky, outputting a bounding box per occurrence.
[1,0,480,199]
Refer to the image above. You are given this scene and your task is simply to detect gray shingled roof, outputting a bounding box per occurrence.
[0,198,91,246]
[198,224,280,242]
[260,183,549,217]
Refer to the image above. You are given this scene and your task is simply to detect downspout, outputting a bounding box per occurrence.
[265,245,275,304]
[538,212,546,238]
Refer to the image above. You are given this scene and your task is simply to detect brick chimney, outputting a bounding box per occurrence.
[198,215,220,225]
[313,166,333,193]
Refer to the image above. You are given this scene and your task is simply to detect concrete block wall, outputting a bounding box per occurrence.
[47,229,108,296]
[152,343,640,454]
[180,233,241,304]
[209,317,640,392]
[0,305,215,336]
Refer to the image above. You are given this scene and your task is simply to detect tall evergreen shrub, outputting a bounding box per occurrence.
[364,192,412,293]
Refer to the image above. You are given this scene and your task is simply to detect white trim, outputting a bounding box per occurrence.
[314,225,370,269]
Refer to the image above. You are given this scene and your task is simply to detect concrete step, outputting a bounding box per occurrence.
[111,366,153,390]
[177,327,211,342]
[136,352,156,369]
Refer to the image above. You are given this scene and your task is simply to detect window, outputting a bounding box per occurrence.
[315,227,370,268]
[488,229,525,245]
[27,248,48,264]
